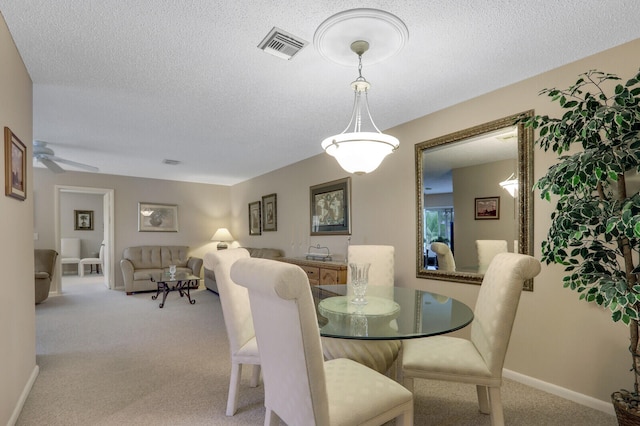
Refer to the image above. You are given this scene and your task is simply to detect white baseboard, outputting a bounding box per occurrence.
[8,364,39,426]
[503,369,615,416]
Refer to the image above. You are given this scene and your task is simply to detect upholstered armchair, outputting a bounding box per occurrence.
[35,249,58,304]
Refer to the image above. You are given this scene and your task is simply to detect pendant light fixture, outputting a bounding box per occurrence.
[499,172,519,197]
[314,8,408,175]
[321,40,399,174]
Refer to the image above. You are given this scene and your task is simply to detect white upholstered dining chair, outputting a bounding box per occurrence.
[321,245,402,376]
[60,237,81,275]
[401,252,541,426]
[430,242,456,271]
[231,257,413,426]
[208,248,261,416]
[476,239,508,273]
[79,242,104,277]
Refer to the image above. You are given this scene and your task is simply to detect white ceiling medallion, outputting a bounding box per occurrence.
[313,8,409,67]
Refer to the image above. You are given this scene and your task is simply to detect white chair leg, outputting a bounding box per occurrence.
[264,408,278,426]
[402,376,414,393]
[476,384,491,414]
[396,403,414,426]
[79,264,85,277]
[488,386,504,426]
[226,363,242,416]
[249,364,261,387]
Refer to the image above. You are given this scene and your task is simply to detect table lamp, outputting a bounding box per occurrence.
[212,228,234,250]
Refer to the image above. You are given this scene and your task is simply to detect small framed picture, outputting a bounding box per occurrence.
[4,127,27,201]
[475,196,500,220]
[262,193,277,232]
[138,202,179,232]
[75,210,94,230]
[310,177,351,235]
[249,201,261,235]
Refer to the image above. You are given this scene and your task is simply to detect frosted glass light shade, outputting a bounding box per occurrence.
[499,173,518,197]
[321,132,399,174]
[211,228,234,249]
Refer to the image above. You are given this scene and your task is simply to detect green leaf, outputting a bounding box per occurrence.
[613,310,622,322]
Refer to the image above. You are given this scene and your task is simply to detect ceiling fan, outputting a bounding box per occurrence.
[33,140,99,173]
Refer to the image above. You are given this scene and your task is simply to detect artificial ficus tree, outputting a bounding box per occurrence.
[522,69,640,401]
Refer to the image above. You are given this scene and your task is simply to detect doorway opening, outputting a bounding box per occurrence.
[53,185,115,293]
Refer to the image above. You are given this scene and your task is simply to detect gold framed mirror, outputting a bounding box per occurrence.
[415,110,534,290]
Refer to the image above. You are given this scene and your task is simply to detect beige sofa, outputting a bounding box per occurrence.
[120,246,203,295]
[203,247,283,293]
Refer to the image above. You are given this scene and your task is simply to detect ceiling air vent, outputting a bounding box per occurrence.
[258,27,308,60]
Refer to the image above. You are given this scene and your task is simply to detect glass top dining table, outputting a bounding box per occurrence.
[311,285,474,340]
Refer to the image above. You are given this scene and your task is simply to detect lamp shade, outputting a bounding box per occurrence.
[499,173,518,197]
[212,228,234,250]
[322,132,399,174]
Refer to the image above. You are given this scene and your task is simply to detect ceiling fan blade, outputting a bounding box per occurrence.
[50,156,99,172]
[39,158,65,173]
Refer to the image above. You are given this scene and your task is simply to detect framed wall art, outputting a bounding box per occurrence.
[310,177,351,235]
[138,202,179,232]
[4,127,26,201]
[474,196,500,220]
[262,193,277,232]
[249,201,261,235]
[74,210,94,230]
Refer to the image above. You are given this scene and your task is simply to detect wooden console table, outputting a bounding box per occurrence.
[279,257,347,286]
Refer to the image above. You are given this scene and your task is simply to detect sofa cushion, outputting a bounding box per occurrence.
[133,268,163,281]
[161,246,189,267]
[123,246,163,269]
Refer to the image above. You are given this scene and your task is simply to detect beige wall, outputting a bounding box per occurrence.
[33,169,232,289]
[453,159,517,269]
[0,11,34,425]
[229,39,640,407]
[59,192,104,259]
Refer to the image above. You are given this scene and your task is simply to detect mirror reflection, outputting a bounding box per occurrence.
[415,111,534,290]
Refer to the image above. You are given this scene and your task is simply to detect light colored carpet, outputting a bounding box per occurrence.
[17,275,616,425]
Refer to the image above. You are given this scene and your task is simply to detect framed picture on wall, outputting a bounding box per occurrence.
[249,201,261,235]
[474,196,500,220]
[310,177,351,235]
[74,210,94,230]
[138,202,178,232]
[4,127,26,201]
[262,193,277,232]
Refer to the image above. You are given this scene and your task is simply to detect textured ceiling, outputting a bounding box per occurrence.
[1,1,639,185]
